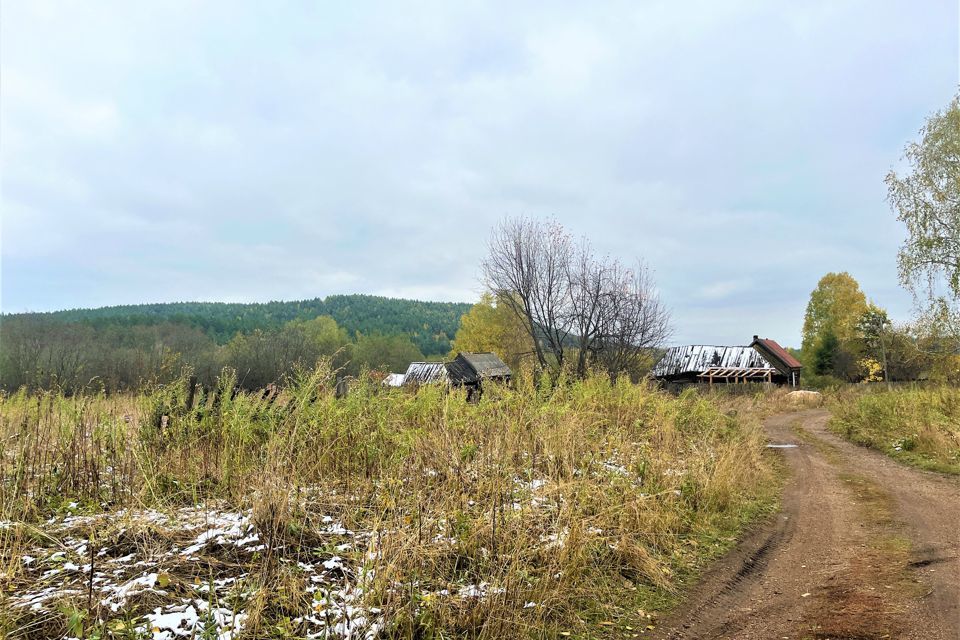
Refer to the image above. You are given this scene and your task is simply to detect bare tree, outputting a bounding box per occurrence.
[565,241,610,377]
[482,217,573,370]
[595,261,671,379]
[482,216,671,378]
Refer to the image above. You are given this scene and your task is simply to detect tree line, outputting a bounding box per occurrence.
[9,294,470,356]
[2,219,673,392]
[0,311,430,393]
[799,271,959,385]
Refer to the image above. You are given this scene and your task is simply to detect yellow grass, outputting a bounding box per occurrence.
[0,366,781,639]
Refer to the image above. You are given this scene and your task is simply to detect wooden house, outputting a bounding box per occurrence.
[651,336,801,387]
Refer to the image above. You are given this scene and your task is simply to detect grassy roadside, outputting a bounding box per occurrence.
[828,387,960,475]
[0,369,786,639]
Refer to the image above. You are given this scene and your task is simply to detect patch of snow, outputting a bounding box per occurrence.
[602,461,630,476]
[457,582,506,599]
[101,572,160,612]
[142,600,247,640]
[540,528,569,549]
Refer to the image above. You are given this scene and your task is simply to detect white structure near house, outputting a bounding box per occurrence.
[382,373,405,387]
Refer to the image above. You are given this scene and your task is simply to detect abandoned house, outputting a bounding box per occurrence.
[446,352,512,386]
[397,352,512,398]
[651,336,802,387]
[446,351,512,400]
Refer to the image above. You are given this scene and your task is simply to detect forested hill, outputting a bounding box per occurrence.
[8,295,472,356]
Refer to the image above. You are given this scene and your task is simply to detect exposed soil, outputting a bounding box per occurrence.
[655,409,960,640]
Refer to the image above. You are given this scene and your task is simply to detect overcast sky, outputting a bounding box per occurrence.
[2,1,957,345]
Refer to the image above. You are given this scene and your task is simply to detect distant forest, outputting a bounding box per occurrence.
[0,295,472,392]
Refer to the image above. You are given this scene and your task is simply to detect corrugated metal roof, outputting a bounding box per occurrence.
[447,352,512,384]
[753,337,803,370]
[651,345,774,378]
[402,362,449,385]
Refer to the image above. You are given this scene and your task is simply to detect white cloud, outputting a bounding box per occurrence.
[1,0,955,345]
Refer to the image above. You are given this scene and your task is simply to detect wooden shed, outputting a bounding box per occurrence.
[445,352,512,399]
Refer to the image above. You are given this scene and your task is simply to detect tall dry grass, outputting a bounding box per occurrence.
[829,386,960,474]
[0,365,780,638]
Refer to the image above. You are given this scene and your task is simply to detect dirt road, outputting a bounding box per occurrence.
[656,409,960,639]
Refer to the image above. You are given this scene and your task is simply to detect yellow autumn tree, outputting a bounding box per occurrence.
[803,271,867,373]
[449,293,534,372]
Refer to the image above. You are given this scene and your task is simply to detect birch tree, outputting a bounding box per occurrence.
[887,94,960,331]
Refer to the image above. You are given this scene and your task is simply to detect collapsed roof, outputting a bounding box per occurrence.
[651,337,801,381]
[651,345,773,378]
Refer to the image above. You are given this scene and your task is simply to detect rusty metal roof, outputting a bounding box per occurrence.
[752,337,803,370]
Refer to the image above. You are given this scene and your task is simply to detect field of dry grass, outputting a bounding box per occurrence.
[829,386,960,474]
[0,366,783,639]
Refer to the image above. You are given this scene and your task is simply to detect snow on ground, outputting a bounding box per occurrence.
[144,600,247,640]
[7,503,381,639]
[6,477,592,638]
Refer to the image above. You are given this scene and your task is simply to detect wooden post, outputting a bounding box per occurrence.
[186,375,197,410]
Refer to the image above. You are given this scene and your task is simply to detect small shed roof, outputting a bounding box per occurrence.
[447,352,512,384]
[402,362,449,385]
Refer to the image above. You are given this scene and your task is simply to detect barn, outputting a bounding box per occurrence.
[651,336,802,387]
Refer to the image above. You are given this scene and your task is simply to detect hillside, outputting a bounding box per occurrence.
[7,294,472,356]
